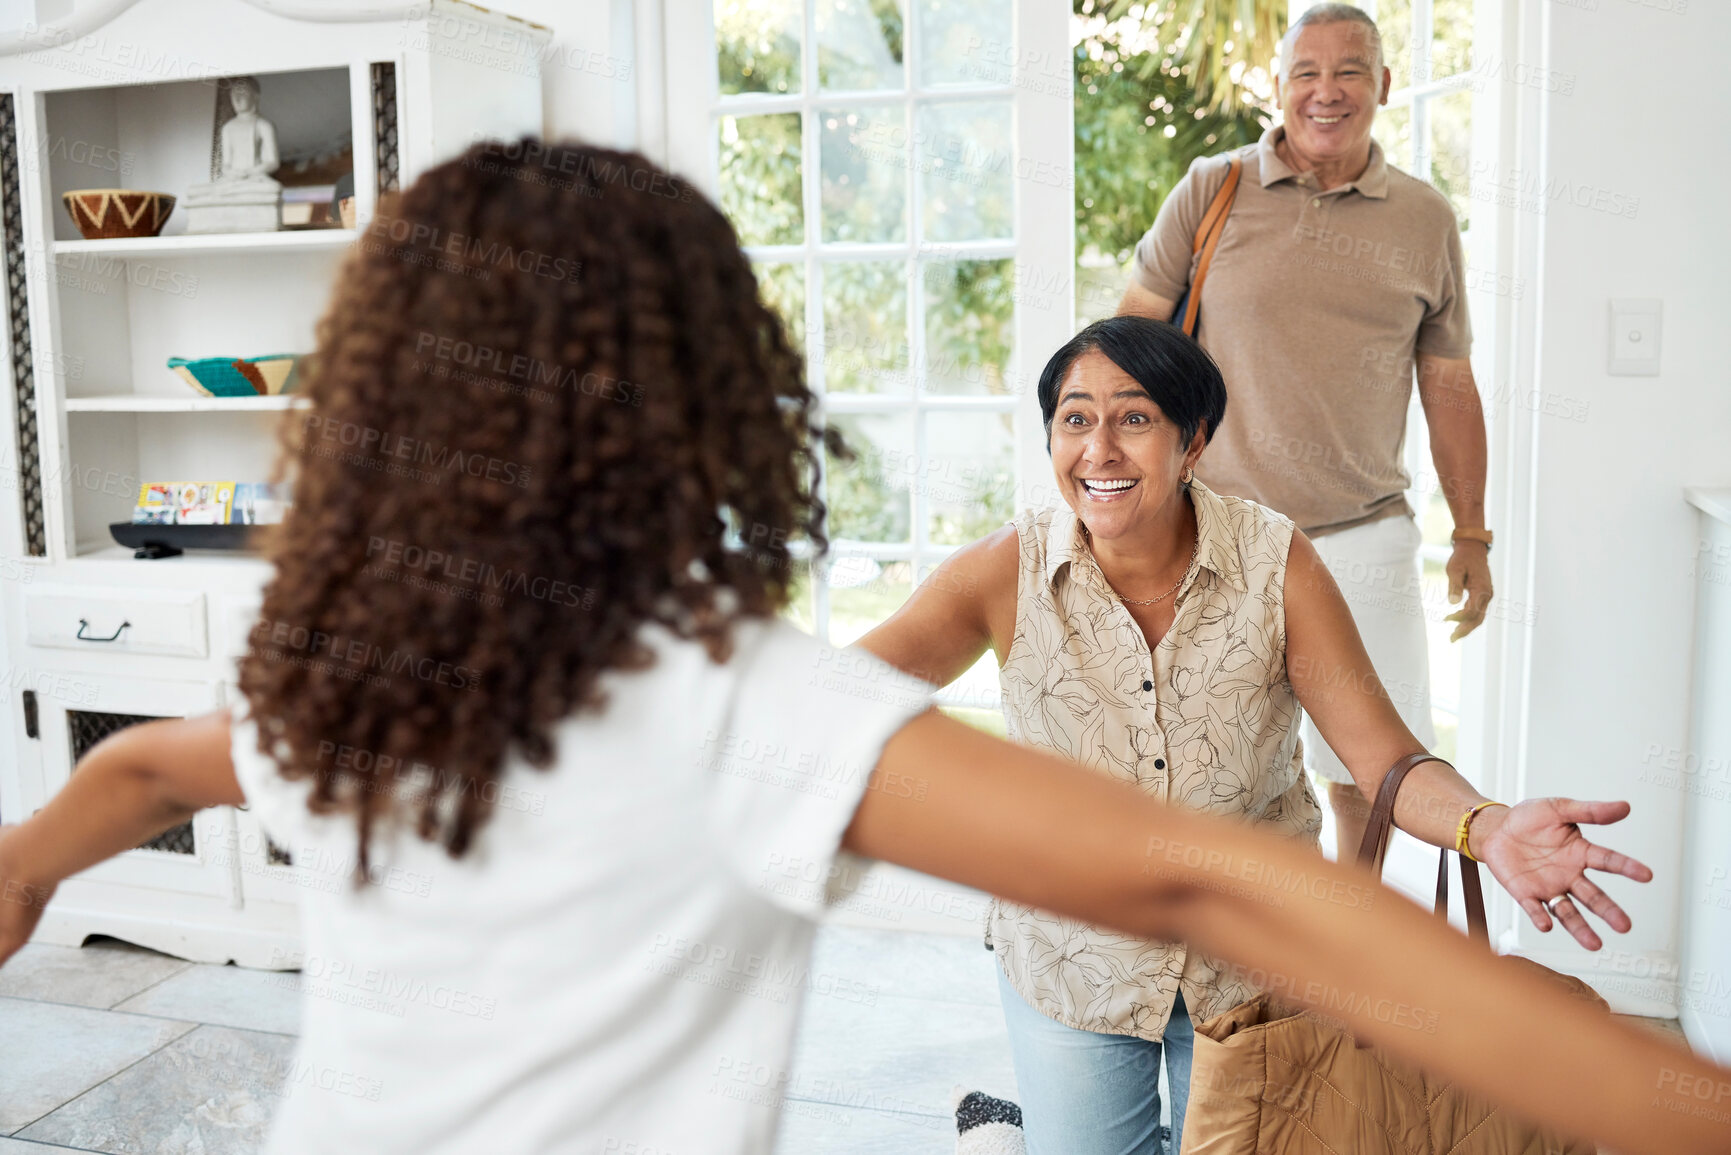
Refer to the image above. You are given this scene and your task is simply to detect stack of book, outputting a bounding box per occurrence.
[133,482,290,525]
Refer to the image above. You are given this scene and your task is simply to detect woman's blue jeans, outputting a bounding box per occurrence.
[996,966,1194,1155]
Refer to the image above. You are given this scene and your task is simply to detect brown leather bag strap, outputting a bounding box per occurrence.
[1181,156,1242,335]
[1434,847,1449,921]
[1191,156,1243,256]
[1357,751,1493,947]
[1459,848,1489,944]
[1434,847,1491,945]
[1353,751,1441,873]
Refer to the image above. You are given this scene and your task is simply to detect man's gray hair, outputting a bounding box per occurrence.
[1281,3,1384,72]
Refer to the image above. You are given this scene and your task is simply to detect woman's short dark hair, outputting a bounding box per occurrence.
[1037,316,1227,449]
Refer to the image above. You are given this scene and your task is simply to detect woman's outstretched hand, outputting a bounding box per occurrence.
[0,823,54,968]
[1471,799,1653,951]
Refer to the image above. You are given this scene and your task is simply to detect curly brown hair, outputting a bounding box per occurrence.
[237,138,838,879]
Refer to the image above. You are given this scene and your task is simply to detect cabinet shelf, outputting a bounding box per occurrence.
[64,395,310,413]
[73,543,273,567]
[52,229,359,259]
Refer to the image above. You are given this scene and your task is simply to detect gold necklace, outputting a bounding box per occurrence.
[1107,534,1200,607]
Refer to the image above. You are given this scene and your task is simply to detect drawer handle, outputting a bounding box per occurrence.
[76,618,132,643]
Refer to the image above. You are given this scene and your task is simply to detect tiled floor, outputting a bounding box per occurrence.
[0,929,1689,1154]
[0,927,1021,1153]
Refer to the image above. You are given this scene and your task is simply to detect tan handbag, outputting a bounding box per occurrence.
[1180,752,1609,1155]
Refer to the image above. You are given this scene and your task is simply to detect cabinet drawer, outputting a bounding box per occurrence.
[25,585,208,659]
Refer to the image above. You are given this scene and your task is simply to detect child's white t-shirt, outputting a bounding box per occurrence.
[229,617,934,1154]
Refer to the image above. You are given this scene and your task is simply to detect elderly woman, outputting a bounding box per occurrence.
[860,315,1646,1155]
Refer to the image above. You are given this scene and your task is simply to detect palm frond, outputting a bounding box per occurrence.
[1104,0,1286,114]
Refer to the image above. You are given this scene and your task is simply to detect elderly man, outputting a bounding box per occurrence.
[1119,2,1494,862]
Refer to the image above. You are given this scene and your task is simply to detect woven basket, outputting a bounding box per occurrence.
[62,188,176,240]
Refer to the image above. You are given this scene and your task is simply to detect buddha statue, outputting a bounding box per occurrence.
[184,76,285,233]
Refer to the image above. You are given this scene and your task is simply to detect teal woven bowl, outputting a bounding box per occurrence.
[169,353,303,398]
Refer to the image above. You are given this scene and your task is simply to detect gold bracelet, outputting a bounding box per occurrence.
[1456,801,1508,862]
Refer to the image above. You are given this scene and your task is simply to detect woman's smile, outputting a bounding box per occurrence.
[1081,477,1140,501]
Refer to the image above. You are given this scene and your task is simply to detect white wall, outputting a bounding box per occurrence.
[1510,0,1731,1036]
[471,0,638,151]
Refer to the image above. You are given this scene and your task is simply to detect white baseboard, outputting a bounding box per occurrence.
[33,905,300,970]
[1679,1001,1731,1065]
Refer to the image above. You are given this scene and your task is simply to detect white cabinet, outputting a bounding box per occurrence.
[0,0,551,967]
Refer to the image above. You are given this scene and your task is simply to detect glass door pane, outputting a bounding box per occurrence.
[923,259,1014,395]
[821,261,911,393]
[915,0,1012,87]
[825,412,915,543]
[820,106,908,242]
[817,0,905,91]
[716,0,803,94]
[917,101,1013,242]
[720,114,805,245]
[924,410,1015,545]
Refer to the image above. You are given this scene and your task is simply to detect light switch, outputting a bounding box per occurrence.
[1609,298,1662,376]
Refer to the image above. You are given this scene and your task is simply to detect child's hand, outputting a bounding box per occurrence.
[0,824,55,968]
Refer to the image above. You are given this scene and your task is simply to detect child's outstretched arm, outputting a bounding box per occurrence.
[846,708,1731,1155]
[0,711,241,964]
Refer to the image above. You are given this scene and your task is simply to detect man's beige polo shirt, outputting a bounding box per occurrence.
[1133,125,1471,536]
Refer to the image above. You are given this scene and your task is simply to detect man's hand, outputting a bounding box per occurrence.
[1444,539,1494,641]
[1416,351,1491,641]
[1470,799,1653,951]
[0,824,54,968]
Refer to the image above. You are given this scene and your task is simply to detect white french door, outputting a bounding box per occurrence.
[663,0,1072,722]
